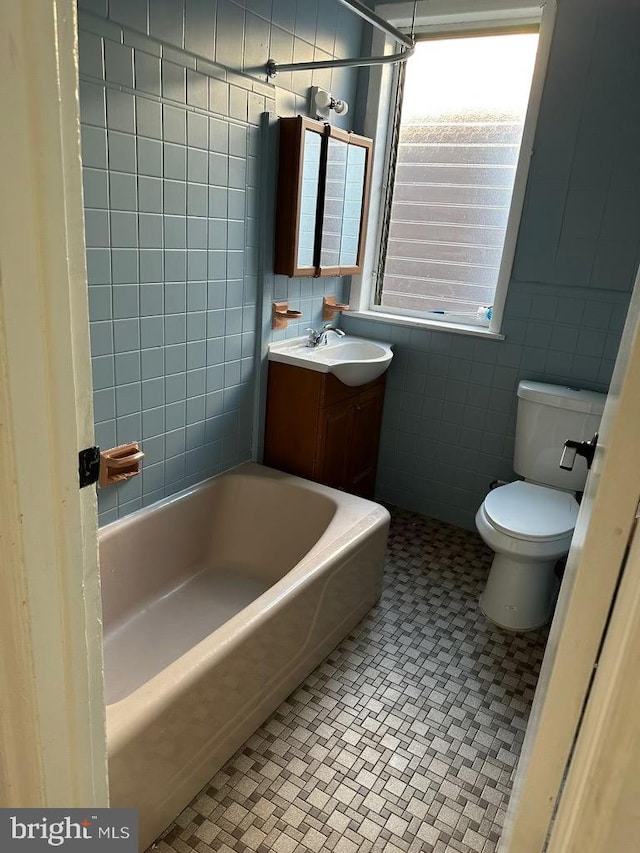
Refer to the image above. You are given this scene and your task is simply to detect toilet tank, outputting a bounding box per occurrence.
[514,381,606,491]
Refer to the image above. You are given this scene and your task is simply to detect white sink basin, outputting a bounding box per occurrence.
[268,335,393,387]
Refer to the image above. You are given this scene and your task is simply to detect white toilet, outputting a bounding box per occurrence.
[476,380,606,631]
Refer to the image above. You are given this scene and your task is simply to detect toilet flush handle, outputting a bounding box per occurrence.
[559,433,599,471]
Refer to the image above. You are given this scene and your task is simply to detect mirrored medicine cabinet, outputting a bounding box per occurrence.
[274,116,373,278]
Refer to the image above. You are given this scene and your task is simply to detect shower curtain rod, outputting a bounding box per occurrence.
[266,0,415,79]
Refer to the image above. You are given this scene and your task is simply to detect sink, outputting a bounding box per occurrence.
[268,335,393,387]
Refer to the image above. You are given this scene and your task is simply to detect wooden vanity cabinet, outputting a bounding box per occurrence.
[264,361,385,499]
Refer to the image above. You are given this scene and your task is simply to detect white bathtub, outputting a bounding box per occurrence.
[99,462,390,850]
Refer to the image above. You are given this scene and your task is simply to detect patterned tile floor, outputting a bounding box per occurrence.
[148,509,548,853]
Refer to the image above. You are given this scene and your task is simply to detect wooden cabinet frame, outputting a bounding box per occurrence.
[264,362,385,499]
[274,116,373,278]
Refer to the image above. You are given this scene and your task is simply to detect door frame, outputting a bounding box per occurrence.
[546,520,640,852]
[0,0,108,806]
[500,275,640,850]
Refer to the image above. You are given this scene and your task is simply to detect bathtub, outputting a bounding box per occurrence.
[99,462,390,850]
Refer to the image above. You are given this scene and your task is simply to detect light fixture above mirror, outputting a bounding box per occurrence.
[310,87,349,121]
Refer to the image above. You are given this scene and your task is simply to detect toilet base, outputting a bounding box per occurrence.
[480,552,560,632]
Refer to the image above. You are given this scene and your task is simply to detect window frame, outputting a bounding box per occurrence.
[349,0,557,338]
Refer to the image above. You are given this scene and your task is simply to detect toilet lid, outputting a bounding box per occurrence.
[484,481,579,541]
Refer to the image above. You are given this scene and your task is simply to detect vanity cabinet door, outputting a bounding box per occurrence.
[346,384,385,498]
[315,382,385,498]
[316,401,351,491]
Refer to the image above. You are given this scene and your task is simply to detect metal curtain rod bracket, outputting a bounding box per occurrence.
[266,0,415,79]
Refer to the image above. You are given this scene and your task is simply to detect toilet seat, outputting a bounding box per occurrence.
[484,481,579,542]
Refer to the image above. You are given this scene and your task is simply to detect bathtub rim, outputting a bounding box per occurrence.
[99,460,339,541]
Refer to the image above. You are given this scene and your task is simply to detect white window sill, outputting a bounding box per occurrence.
[346,310,505,340]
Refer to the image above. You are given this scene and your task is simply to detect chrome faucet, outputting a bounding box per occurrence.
[306,323,346,347]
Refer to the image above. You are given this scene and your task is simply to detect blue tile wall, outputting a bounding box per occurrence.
[78,0,364,524]
[343,0,640,529]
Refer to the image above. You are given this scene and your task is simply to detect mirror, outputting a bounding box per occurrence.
[297,130,322,269]
[341,144,367,267]
[274,116,373,277]
[319,136,347,270]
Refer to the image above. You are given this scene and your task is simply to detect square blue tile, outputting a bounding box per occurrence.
[111,211,138,248]
[185,0,217,61]
[85,209,110,247]
[187,112,209,150]
[141,315,164,348]
[209,119,228,154]
[142,406,166,440]
[187,340,207,369]
[104,40,134,88]
[164,143,187,180]
[165,282,187,313]
[136,97,163,140]
[187,250,208,279]
[187,183,208,216]
[86,248,112,285]
[138,139,163,177]
[79,30,104,80]
[166,373,187,404]
[209,78,229,116]
[92,354,115,390]
[113,284,139,319]
[164,179,187,215]
[209,186,228,218]
[188,148,208,183]
[165,250,187,281]
[164,215,186,249]
[150,0,185,48]
[106,88,135,133]
[187,70,209,108]
[166,400,187,430]
[113,318,140,352]
[135,51,161,97]
[163,103,187,144]
[83,167,109,208]
[139,249,163,282]
[116,382,142,416]
[141,347,165,379]
[110,172,137,210]
[139,213,164,248]
[165,313,187,344]
[81,125,108,168]
[80,81,107,127]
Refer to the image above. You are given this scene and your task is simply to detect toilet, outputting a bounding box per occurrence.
[476,380,606,631]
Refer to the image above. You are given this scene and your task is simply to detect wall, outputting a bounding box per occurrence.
[344,0,640,528]
[77,0,363,524]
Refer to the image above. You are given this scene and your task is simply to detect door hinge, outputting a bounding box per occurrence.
[78,446,100,488]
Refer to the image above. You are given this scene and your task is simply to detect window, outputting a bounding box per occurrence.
[353,3,556,335]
